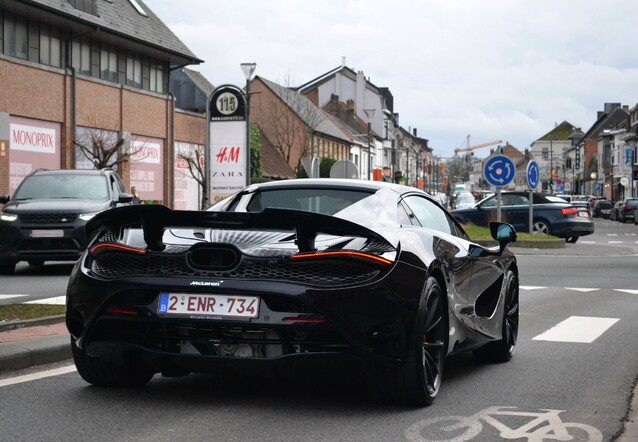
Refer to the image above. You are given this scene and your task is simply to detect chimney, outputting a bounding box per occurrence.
[413,128,417,137]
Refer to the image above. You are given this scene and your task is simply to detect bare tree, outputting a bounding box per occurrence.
[257,75,326,168]
[74,124,153,170]
[74,128,127,169]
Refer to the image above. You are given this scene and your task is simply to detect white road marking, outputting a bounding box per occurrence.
[532,316,619,343]
[608,241,623,244]
[565,287,599,292]
[0,365,76,388]
[0,295,28,300]
[520,286,546,290]
[625,233,637,236]
[614,289,638,295]
[581,241,596,244]
[608,233,618,237]
[24,296,66,305]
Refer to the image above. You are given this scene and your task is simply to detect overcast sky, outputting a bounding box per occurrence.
[144,0,638,158]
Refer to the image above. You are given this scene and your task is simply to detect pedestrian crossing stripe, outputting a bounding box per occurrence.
[520,286,546,290]
[565,287,599,292]
[0,294,28,300]
[532,316,619,343]
[614,289,638,295]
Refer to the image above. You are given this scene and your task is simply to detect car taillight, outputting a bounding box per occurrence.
[291,250,393,266]
[89,243,147,257]
[561,208,579,215]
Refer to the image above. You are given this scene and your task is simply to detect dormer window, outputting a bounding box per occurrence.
[127,0,148,17]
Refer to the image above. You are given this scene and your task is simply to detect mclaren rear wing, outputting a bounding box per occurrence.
[85,205,391,253]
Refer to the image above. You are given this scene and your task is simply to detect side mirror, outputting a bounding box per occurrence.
[490,222,517,253]
[118,193,133,204]
[0,195,9,204]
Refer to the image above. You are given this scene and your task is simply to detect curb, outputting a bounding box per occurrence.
[0,314,66,333]
[476,239,565,249]
[0,333,70,372]
[0,315,70,373]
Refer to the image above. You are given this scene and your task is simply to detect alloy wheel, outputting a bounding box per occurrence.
[421,288,446,395]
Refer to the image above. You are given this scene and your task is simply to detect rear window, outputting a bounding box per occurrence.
[245,188,373,216]
[627,200,638,207]
[14,174,109,201]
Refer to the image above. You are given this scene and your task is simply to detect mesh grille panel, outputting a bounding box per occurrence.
[92,252,379,286]
[19,213,78,224]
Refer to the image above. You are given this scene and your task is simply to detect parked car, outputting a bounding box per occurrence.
[611,201,623,221]
[592,199,613,219]
[452,191,594,243]
[0,168,132,274]
[67,179,519,406]
[617,198,638,223]
[454,191,476,209]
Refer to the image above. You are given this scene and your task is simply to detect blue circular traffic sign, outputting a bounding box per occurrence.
[483,154,515,187]
[527,160,540,190]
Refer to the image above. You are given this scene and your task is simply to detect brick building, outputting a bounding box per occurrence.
[0,0,204,208]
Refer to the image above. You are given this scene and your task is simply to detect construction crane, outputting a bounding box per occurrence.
[453,135,502,155]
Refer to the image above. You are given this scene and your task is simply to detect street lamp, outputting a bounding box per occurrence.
[363,108,375,180]
[240,62,257,187]
[590,171,597,196]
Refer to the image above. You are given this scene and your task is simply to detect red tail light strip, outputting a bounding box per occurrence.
[90,243,146,256]
[106,307,139,315]
[561,208,579,215]
[291,251,393,266]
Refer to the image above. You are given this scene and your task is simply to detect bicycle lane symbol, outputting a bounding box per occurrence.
[404,406,603,442]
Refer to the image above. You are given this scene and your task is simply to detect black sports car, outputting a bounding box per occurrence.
[66,179,519,406]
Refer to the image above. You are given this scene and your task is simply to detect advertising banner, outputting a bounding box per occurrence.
[130,136,163,202]
[208,85,248,205]
[9,117,61,194]
[174,142,203,210]
[209,121,246,204]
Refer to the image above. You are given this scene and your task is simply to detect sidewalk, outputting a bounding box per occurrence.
[0,317,70,372]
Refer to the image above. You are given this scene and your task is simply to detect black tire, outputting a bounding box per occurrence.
[532,219,551,236]
[370,277,448,406]
[28,260,44,266]
[474,270,519,363]
[0,261,16,275]
[566,236,579,244]
[71,338,154,387]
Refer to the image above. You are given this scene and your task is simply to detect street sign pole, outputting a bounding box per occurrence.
[483,154,516,223]
[526,160,540,234]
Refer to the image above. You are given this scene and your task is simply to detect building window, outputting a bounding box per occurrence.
[39,25,61,67]
[4,13,28,60]
[149,61,164,93]
[100,45,117,82]
[603,144,611,167]
[541,147,549,160]
[71,39,91,75]
[126,53,142,88]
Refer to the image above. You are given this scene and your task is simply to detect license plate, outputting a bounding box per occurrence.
[31,229,64,238]
[157,293,259,318]
[578,211,589,218]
